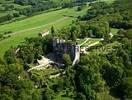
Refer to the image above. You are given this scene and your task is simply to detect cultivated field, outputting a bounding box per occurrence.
[0,7,88,57]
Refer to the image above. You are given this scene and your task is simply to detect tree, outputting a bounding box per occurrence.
[51,26,55,36]
[0,94,13,100]
[0,58,5,64]
[0,34,3,39]
[101,62,124,87]
[117,77,132,99]
[51,77,64,93]
[77,6,82,11]
[16,80,41,100]
[70,25,81,40]
[75,93,86,100]
[71,32,77,41]
[15,0,29,5]
[75,55,104,100]
[76,65,103,99]
[63,53,72,67]
[4,48,16,64]
[42,88,54,100]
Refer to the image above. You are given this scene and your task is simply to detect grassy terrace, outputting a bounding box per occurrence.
[76,38,87,44]
[81,38,101,47]
[0,7,88,57]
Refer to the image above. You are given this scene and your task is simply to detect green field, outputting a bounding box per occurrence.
[0,7,88,57]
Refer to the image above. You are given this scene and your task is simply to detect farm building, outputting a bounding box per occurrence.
[39,30,49,37]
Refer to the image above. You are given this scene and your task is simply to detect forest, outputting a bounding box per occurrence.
[0,0,132,100]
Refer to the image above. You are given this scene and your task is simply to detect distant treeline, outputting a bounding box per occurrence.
[0,0,96,24]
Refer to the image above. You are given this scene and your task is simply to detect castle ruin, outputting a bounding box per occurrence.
[52,38,80,66]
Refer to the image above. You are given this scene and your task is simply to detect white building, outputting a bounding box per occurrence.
[39,30,49,37]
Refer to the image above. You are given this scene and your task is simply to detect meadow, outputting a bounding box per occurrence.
[0,7,88,57]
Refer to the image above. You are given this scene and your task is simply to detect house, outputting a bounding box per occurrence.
[39,30,49,37]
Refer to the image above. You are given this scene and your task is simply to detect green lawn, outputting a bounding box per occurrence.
[0,7,88,57]
[81,38,101,47]
[111,28,119,35]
